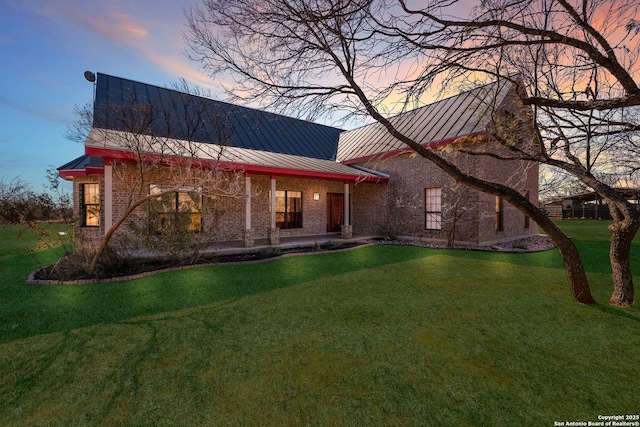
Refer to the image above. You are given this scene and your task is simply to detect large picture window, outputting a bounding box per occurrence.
[425,188,442,230]
[149,185,202,232]
[80,183,100,227]
[276,190,302,229]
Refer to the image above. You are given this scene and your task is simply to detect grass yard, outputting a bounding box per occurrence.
[1,221,639,426]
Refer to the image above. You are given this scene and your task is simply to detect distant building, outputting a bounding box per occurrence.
[543,189,640,219]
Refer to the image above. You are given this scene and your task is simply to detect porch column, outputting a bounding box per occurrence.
[268,176,280,245]
[341,181,352,239]
[104,161,113,235]
[244,174,254,247]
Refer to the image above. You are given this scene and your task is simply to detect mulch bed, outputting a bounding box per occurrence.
[29,241,364,283]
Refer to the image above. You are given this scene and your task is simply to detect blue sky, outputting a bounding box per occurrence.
[0,0,223,191]
[0,0,475,194]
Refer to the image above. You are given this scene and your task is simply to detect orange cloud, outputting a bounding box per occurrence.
[8,1,150,45]
[107,11,149,40]
[71,9,149,45]
[147,51,221,90]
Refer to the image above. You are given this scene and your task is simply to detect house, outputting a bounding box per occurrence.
[58,72,539,251]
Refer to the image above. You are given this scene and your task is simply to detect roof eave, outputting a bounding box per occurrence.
[85,146,388,183]
[340,132,488,165]
[58,167,104,178]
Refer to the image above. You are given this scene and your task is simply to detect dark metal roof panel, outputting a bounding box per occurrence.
[93,73,342,161]
[57,155,104,171]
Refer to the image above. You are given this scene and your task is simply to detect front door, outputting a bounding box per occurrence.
[327,193,344,232]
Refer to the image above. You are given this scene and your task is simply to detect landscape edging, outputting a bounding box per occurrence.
[25,243,374,286]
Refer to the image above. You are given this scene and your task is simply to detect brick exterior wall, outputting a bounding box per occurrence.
[73,132,538,249]
[73,165,355,248]
[351,145,539,245]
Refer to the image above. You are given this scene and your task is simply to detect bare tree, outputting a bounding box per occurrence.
[0,176,73,270]
[66,81,245,277]
[185,0,597,304]
[368,0,640,306]
[0,176,70,225]
[0,177,32,225]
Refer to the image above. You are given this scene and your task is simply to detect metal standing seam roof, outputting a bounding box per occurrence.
[93,73,342,161]
[61,73,511,181]
[83,129,388,181]
[336,81,514,163]
[57,155,104,177]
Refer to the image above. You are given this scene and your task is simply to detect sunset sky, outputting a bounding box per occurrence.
[1,0,632,192]
[0,0,223,190]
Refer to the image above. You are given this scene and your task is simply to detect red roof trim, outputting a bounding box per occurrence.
[58,167,104,178]
[85,147,388,183]
[340,132,487,165]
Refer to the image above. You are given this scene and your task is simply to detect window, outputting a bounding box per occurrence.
[496,196,504,232]
[149,185,202,232]
[425,188,442,230]
[80,183,100,227]
[276,190,302,229]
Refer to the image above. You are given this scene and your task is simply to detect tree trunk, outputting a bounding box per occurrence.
[608,218,638,307]
[88,189,177,276]
[340,74,595,304]
[530,210,596,305]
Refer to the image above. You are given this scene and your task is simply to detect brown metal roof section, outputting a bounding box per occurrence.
[336,81,513,164]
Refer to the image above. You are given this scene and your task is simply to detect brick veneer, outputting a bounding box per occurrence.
[351,144,538,245]
[73,139,538,248]
[74,166,355,248]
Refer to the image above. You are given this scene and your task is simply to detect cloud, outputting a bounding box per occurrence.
[6,0,225,95]
[143,50,223,91]
[0,95,70,125]
[74,10,149,44]
[6,0,150,46]
[56,5,150,46]
[54,2,207,86]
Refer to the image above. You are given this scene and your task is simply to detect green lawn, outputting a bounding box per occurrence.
[1,221,639,426]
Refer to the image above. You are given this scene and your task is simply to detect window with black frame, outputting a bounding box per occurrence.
[80,183,100,227]
[425,187,442,230]
[275,190,302,229]
[149,185,202,233]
